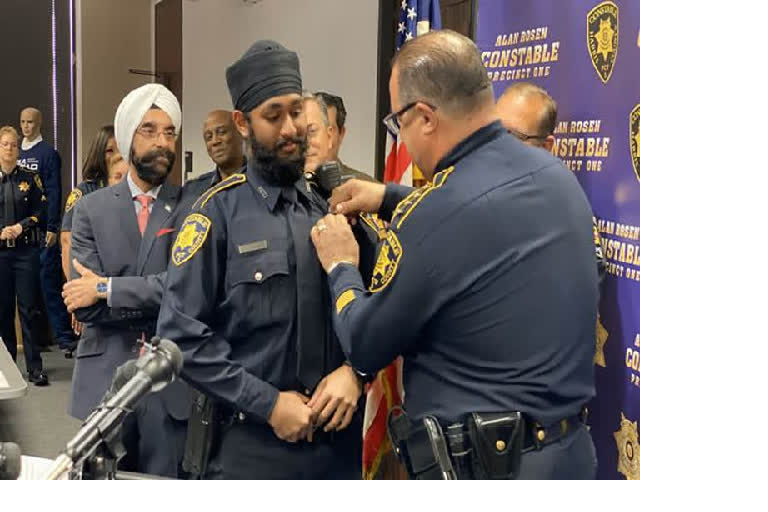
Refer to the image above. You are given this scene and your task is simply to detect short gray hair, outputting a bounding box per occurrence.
[392,29,493,117]
[303,91,330,128]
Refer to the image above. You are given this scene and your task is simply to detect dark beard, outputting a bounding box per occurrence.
[248,129,306,187]
[132,148,175,186]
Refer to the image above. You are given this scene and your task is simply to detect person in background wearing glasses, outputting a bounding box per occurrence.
[495,82,557,151]
[60,125,127,346]
[311,30,599,479]
[62,84,190,477]
[496,82,607,281]
[0,126,49,386]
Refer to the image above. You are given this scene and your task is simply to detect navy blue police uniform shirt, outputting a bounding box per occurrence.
[61,180,105,233]
[0,165,46,232]
[18,139,62,233]
[155,163,344,423]
[328,121,599,426]
[175,162,247,221]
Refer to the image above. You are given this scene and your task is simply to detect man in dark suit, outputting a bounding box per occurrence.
[62,83,188,477]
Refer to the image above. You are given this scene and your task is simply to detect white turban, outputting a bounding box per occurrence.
[113,83,182,161]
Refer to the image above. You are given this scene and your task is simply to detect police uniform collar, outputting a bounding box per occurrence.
[434,121,506,173]
[214,157,247,186]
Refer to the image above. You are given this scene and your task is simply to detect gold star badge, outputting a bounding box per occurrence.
[18,181,30,192]
[614,412,640,480]
[594,17,615,61]
[595,315,608,367]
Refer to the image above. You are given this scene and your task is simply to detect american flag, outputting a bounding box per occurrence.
[364,0,441,480]
[381,0,442,186]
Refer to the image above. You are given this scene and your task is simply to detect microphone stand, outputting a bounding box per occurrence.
[47,337,183,480]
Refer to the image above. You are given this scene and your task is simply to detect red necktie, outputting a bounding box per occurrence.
[135,194,153,236]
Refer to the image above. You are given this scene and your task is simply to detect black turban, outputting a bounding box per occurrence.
[226,40,302,113]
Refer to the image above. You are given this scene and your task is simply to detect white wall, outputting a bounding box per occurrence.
[182,0,379,179]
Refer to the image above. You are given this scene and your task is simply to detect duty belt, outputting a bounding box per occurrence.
[0,229,42,249]
[388,407,588,480]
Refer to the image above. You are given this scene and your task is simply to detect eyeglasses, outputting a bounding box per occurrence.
[507,127,548,143]
[136,125,178,141]
[382,101,437,137]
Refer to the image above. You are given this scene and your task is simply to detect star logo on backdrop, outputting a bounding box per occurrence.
[595,18,615,61]
[595,315,608,367]
[587,1,619,83]
[630,104,640,181]
[401,0,407,10]
[405,31,414,41]
[614,413,640,480]
[398,21,405,33]
[407,7,417,20]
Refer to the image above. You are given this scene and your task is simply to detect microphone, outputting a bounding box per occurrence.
[46,337,183,480]
[0,442,21,480]
[308,161,343,198]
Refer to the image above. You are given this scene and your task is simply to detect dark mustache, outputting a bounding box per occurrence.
[275,136,303,151]
[138,148,175,163]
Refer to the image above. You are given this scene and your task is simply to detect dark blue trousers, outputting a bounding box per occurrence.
[118,392,188,478]
[516,423,598,479]
[0,247,43,372]
[207,413,363,479]
[39,243,76,348]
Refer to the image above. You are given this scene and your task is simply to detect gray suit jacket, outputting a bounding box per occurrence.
[68,178,187,420]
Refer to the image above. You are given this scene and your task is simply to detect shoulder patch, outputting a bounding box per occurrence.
[391,166,455,230]
[65,189,83,212]
[172,213,212,266]
[369,230,403,293]
[33,174,43,190]
[192,172,246,210]
[359,213,388,241]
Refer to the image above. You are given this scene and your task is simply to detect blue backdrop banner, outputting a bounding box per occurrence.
[476,0,640,479]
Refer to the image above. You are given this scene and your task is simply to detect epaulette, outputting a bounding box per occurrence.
[191,172,246,210]
[390,165,455,230]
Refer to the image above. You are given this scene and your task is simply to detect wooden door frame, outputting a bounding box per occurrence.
[373,0,478,181]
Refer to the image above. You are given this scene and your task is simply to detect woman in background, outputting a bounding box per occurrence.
[0,126,49,384]
[60,125,126,339]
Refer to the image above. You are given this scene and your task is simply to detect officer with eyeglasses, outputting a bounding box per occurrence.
[496,82,607,281]
[311,30,599,479]
[0,125,49,386]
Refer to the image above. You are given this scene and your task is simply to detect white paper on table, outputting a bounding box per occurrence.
[18,456,69,480]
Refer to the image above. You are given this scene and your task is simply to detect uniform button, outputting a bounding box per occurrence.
[536,429,546,442]
[496,440,506,451]
[254,271,263,282]
[238,412,246,422]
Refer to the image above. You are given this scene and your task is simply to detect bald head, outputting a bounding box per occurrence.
[20,107,42,140]
[203,109,244,177]
[496,83,557,151]
[392,29,494,118]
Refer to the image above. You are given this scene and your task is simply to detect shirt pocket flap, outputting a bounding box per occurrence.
[228,250,290,287]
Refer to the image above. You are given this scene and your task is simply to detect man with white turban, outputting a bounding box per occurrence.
[63,83,189,477]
